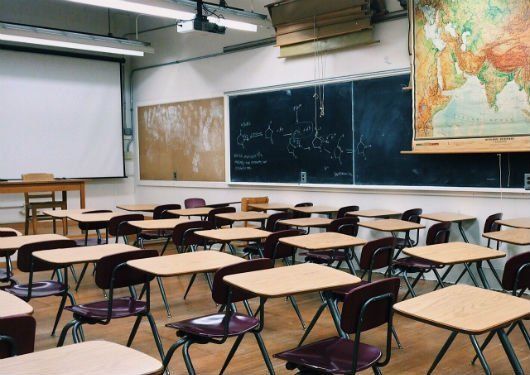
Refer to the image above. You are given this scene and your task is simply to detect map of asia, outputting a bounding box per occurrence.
[413,0,530,152]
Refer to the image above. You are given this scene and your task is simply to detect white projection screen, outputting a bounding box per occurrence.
[0,48,125,179]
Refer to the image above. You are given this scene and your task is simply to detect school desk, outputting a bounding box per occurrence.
[277,217,333,228]
[420,212,476,243]
[195,227,270,254]
[215,211,270,227]
[127,218,191,231]
[0,340,163,375]
[359,218,425,232]
[168,207,213,217]
[496,218,530,229]
[394,285,530,374]
[483,229,530,246]
[0,290,33,318]
[290,206,338,216]
[224,263,360,373]
[247,203,291,212]
[117,204,157,213]
[347,209,401,218]
[403,242,505,290]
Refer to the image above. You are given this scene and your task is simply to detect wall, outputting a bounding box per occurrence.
[0,0,137,223]
[131,16,530,285]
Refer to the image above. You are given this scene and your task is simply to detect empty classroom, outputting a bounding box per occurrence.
[0,0,529,374]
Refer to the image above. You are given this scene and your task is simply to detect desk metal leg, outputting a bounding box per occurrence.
[464,263,480,287]
[497,328,524,375]
[457,222,469,243]
[470,335,491,375]
[476,261,491,289]
[427,331,457,374]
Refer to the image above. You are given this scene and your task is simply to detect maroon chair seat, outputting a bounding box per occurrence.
[393,257,443,271]
[7,281,66,298]
[302,249,347,264]
[167,313,259,339]
[66,297,147,320]
[275,337,382,374]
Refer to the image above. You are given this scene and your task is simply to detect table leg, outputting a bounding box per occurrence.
[464,263,480,287]
[476,261,491,289]
[79,182,86,208]
[497,328,524,374]
[457,222,469,243]
[427,331,458,374]
[470,335,492,374]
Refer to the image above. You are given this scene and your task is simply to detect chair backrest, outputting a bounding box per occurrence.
[22,173,55,201]
[341,277,400,334]
[292,202,313,218]
[359,237,395,280]
[153,204,181,220]
[0,231,17,238]
[212,258,273,304]
[241,197,268,212]
[425,222,451,245]
[262,229,303,260]
[401,208,423,224]
[484,213,503,233]
[172,220,213,247]
[77,210,113,231]
[108,214,144,238]
[95,249,158,290]
[327,217,359,237]
[207,207,236,228]
[17,239,77,272]
[337,205,359,219]
[0,315,36,358]
[184,198,206,209]
[502,252,530,292]
[265,211,293,232]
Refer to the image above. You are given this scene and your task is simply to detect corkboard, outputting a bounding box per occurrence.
[138,98,225,181]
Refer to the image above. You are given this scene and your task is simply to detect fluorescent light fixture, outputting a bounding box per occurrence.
[65,0,260,32]
[0,22,154,56]
[66,0,195,20]
[209,18,257,32]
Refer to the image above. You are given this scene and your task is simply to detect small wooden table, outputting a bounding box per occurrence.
[348,209,401,218]
[248,203,291,212]
[280,232,367,251]
[168,207,213,217]
[128,251,245,277]
[404,242,505,289]
[420,212,476,243]
[0,179,86,208]
[496,217,530,229]
[33,243,139,266]
[117,204,157,213]
[483,229,530,246]
[280,232,367,275]
[0,290,33,317]
[43,209,91,218]
[359,218,425,232]
[127,218,190,231]
[196,227,270,254]
[0,234,67,252]
[224,263,360,372]
[216,211,269,227]
[394,285,530,374]
[290,206,337,216]
[0,340,163,375]
[278,217,333,228]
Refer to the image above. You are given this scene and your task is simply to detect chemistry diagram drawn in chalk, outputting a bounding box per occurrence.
[236,104,351,163]
[356,135,372,160]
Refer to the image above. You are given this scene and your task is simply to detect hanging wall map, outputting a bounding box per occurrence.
[138,98,225,181]
[412,0,530,152]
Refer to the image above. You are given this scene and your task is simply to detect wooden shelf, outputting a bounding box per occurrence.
[401,149,530,155]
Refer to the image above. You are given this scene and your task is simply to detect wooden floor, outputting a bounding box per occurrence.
[7,223,530,374]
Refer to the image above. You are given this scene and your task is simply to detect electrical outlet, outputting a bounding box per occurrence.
[525,174,530,190]
[300,171,307,184]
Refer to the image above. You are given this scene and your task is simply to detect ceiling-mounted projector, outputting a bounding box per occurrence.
[177,0,226,35]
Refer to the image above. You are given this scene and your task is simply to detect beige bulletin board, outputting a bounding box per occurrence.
[138,97,225,181]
